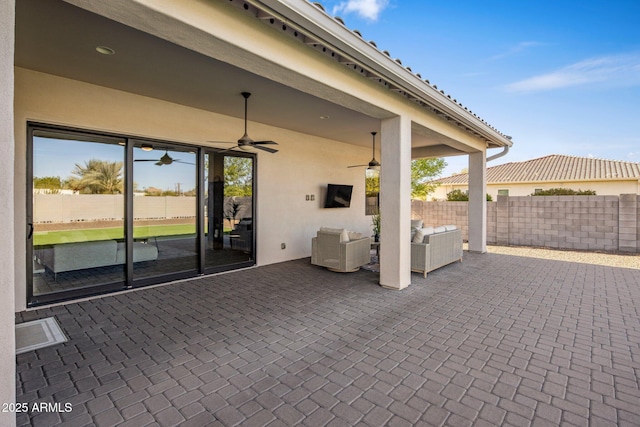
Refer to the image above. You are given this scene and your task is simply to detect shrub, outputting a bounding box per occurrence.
[446,189,468,201]
[446,189,492,201]
[532,188,596,196]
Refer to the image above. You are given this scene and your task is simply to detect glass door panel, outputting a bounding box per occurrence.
[132,144,198,280]
[30,130,126,299]
[204,152,254,269]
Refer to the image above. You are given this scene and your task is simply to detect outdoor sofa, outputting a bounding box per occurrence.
[39,239,158,276]
[411,224,463,277]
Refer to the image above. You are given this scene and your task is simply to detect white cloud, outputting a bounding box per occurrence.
[628,151,640,161]
[332,0,389,21]
[489,41,545,61]
[505,53,640,93]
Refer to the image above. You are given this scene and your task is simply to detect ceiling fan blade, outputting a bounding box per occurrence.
[253,140,278,146]
[216,145,240,154]
[135,159,160,162]
[155,161,164,166]
[347,164,367,168]
[254,145,278,153]
[174,160,196,165]
[207,140,236,145]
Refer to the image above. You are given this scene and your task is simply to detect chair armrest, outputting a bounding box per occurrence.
[411,242,431,273]
[341,238,372,270]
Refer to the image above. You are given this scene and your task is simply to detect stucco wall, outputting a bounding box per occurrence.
[1,1,16,424]
[14,68,375,311]
[413,195,640,253]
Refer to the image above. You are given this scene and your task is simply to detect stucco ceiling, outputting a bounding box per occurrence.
[15,0,465,154]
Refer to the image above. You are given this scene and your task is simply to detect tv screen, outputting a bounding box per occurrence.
[324,184,353,208]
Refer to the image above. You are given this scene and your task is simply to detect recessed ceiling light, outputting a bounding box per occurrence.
[320,115,330,120]
[96,46,115,55]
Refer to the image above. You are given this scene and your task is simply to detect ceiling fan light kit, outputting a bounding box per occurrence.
[348,131,381,170]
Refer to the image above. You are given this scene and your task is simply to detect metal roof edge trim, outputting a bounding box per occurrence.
[247,0,512,148]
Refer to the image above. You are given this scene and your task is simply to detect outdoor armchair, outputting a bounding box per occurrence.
[311,228,371,272]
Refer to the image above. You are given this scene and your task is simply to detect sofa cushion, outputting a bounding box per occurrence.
[340,229,350,242]
[444,224,457,231]
[411,219,423,230]
[434,226,446,233]
[319,227,343,234]
[412,227,435,243]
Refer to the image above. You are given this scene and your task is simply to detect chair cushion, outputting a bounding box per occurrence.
[444,224,457,231]
[411,219,423,230]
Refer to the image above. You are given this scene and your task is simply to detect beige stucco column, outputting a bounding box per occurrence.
[379,116,412,289]
[468,151,487,253]
[0,0,16,425]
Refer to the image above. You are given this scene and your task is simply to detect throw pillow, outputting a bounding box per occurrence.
[347,231,362,240]
[444,225,457,231]
[412,227,435,243]
[340,229,350,243]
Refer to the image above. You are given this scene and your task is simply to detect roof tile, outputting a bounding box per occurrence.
[435,155,640,184]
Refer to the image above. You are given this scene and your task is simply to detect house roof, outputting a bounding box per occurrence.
[16,0,512,153]
[249,0,513,149]
[435,155,640,184]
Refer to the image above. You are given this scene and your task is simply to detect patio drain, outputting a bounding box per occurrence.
[15,317,67,355]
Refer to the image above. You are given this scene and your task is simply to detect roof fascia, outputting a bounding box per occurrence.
[248,0,513,148]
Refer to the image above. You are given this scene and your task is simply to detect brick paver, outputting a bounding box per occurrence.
[15,252,640,426]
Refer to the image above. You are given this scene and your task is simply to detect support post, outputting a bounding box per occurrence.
[0,1,17,426]
[379,116,412,290]
[468,151,487,253]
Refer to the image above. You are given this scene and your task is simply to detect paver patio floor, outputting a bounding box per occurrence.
[15,251,640,426]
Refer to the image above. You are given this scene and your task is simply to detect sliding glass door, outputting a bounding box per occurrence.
[29,129,127,303]
[204,151,255,271]
[27,124,256,306]
[132,143,198,282]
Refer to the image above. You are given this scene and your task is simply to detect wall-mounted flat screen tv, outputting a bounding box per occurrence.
[324,184,353,208]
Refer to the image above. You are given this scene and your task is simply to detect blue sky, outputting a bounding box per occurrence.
[34,138,196,192]
[320,0,640,176]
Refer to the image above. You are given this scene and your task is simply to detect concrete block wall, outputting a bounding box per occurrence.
[412,194,638,253]
[619,194,637,252]
[506,196,619,251]
[412,200,468,238]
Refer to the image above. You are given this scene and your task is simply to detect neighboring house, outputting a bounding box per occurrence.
[430,155,640,200]
[1,0,512,415]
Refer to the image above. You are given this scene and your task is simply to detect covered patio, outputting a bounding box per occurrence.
[4,0,505,419]
[16,251,640,426]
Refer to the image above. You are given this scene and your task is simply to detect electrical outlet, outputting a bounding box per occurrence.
[281,243,286,249]
[306,195,310,201]
[310,195,315,201]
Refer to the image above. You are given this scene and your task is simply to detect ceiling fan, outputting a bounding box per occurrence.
[348,132,380,170]
[210,92,279,153]
[135,150,194,166]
